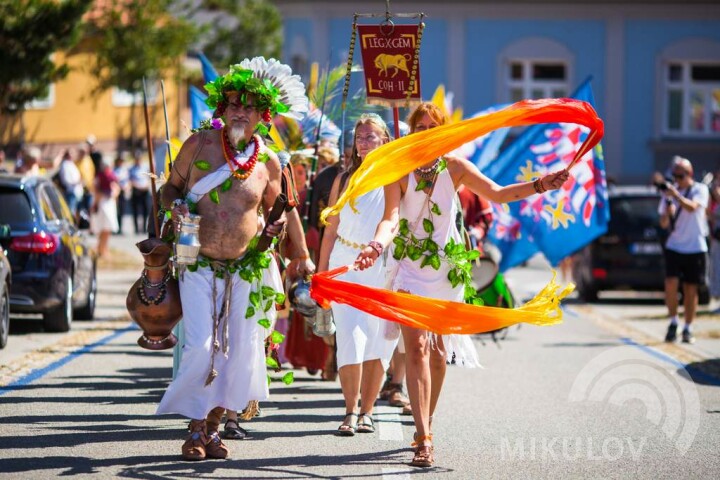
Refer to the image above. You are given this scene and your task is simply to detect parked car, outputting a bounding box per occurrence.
[572,185,709,303]
[0,174,97,332]
[0,234,10,349]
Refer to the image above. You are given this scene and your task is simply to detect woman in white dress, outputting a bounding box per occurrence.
[356,102,569,467]
[317,113,399,436]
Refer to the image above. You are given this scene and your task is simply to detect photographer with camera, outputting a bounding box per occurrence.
[657,156,709,344]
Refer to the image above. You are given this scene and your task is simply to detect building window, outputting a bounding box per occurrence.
[663,61,720,137]
[112,82,158,107]
[506,60,568,103]
[25,84,55,110]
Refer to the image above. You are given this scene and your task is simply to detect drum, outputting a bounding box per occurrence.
[476,272,515,309]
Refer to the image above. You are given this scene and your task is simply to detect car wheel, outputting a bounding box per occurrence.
[44,276,73,332]
[74,266,97,321]
[0,283,9,349]
[577,279,599,302]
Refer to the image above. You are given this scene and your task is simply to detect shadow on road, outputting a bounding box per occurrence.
[0,448,452,478]
[683,358,720,387]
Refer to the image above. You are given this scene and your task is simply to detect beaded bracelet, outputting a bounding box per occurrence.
[533,177,547,194]
[368,240,384,257]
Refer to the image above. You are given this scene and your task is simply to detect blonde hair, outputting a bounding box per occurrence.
[290,153,311,167]
[348,113,390,174]
[317,146,339,166]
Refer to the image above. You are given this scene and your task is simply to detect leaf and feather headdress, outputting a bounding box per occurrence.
[204,57,309,120]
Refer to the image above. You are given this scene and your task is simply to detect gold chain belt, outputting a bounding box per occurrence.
[336,233,366,251]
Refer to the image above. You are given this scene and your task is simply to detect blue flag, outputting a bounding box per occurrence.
[197,52,219,82]
[486,77,609,271]
[189,85,213,130]
[187,52,219,129]
[458,104,511,170]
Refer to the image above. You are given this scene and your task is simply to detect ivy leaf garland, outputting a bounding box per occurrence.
[194,160,211,171]
[415,179,432,192]
[422,218,434,234]
[393,209,485,304]
[184,241,294,385]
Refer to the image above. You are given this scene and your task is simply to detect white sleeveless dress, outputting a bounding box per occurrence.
[328,187,398,369]
[386,169,481,367]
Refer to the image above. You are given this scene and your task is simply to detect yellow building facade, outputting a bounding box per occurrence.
[0,48,189,159]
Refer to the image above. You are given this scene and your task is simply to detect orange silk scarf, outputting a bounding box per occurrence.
[320,98,603,223]
[311,266,574,334]
[313,98,602,333]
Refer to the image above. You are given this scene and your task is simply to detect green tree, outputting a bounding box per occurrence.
[0,0,92,114]
[86,0,197,144]
[199,0,282,69]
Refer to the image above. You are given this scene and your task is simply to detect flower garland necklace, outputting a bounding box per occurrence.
[222,128,260,181]
[415,158,442,181]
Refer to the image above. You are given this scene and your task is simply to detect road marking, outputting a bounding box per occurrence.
[376,404,405,442]
[620,337,720,386]
[0,323,137,395]
[567,304,720,385]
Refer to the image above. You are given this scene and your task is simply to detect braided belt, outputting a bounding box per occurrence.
[336,233,366,250]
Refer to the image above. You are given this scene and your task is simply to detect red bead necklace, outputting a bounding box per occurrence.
[222,128,260,181]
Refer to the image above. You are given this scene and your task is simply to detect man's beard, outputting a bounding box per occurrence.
[227,122,250,148]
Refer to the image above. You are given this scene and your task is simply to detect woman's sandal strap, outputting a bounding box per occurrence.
[411,433,433,447]
[338,413,358,433]
[357,413,375,432]
[411,445,434,467]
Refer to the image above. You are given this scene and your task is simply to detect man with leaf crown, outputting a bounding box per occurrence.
[157,58,309,461]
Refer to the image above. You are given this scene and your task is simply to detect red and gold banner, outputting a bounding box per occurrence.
[357,24,422,107]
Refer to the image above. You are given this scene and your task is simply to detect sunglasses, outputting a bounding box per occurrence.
[672,172,687,179]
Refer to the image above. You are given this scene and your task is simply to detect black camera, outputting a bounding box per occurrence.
[651,172,672,192]
[653,180,670,191]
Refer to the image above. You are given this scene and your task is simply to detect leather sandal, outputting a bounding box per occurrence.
[223,419,248,440]
[388,389,410,407]
[356,413,375,433]
[410,434,434,468]
[182,420,207,461]
[205,431,229,459]
[336,413,358,436]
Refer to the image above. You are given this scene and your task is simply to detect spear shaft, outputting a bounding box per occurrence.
[160,80,173,169]
[142,77,160,236]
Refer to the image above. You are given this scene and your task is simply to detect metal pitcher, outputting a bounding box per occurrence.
[312,307,336,337]
[174,213,202,265]
[288,278,317,318]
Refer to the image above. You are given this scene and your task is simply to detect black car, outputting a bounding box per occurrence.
[0,174,97,332]
[0,233,10,348]
[572,185,710,303]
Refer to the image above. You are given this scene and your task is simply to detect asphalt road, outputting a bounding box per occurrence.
[1,233,719,479]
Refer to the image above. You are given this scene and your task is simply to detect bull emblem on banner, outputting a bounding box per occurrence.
[374,53,411,78]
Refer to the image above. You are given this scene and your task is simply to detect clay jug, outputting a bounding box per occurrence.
[126,238,183,350]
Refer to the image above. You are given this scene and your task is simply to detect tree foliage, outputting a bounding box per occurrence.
[199,0,283,69]
[87,0,198,96]
[0,0,92,114]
